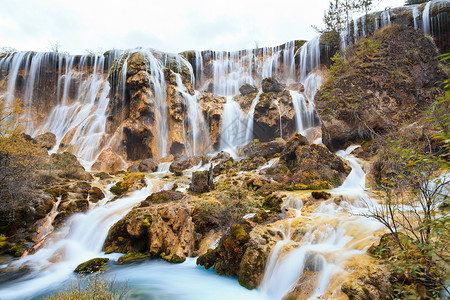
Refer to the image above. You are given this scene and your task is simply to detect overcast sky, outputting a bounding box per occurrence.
[0,0,404,55]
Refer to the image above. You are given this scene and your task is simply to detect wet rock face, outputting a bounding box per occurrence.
[253,90,296,142]
[103,202,195,259]
[315,25,446,151]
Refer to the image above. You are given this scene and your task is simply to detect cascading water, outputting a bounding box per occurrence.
[244,91,262,144]
[220,96,245,154]
[0,179,158,300]
[259,146,384,299]
[423,1,432,35]
[413,6,420,29]
[175,73,210,156]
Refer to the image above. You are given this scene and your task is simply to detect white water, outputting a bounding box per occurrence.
[259,145,384,299]
[413,6,420,29]
[244,91,262,144]
[220,96,246,154]
[423,1,432,35]
[0,179,157,300]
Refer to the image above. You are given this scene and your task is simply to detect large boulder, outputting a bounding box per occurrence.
[262,77,285,93]
[103,201,195,259]
[189,166,214,193]
[239,84,258,95]
[169,155,207,173]
[34,132,56,150]
[265,133,350,189]
[315,25,446,151]
[138,158,158,173]
[74,258,109,274]
[91,147,127,172]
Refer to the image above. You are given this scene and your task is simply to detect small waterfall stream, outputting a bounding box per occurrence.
[259,145,384,300]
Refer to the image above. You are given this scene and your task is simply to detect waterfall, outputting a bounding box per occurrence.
[0,179,158,300]
[423,1,432,35]
[413,6,420,29]
[244,91,262,144]
[298,36,321,83]
[381,10,391,28]
[175,73,210,156]
[259,145,383,300]
[220,96,245,154]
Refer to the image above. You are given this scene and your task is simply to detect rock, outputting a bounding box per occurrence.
[74,258,109,274]
[139,190,185,206]
[34,132,56,150]
[103,202,195,259]
[189,166,214,193]
[341,255,392,300]
[161,253,186,263]
[262,77,285,93]
[253,90,297,141]
[117,252,150,264]
[169,155,207,173]
[109,173,146,196]
[265,133,351,189]
[211,151,231,163]
[238,225,283,289]
[311,191,331,200]
[91,147,127,172]
[94,172,112,180]
[127,165,139,173]
[138,158,158,173]
[239,84,258,95]
[197,223,250,277]
[238,139,285,160]
[315,25,446,151]
[89,187,105,203]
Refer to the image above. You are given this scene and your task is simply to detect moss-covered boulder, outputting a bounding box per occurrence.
[74,258,109,274]
[139,190,185,207]
[109,173,146,196]
[197,223,250,277]
[117,252,150,264]
[315,24,446,151]
[265,133,350,189]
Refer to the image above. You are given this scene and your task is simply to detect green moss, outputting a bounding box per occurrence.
[161,253,186,264]
[74,258,109,274]
[117,252,150,264]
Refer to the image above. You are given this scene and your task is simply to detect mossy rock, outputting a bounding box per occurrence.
[94,172,111,180]
[161,253,186,264]
[110,173,146,196]
[117,252,150,264]
[139,190,185,206]
[74,258,109,274]
[88,187,105,203]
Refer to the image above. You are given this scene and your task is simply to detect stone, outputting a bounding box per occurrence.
[74,258,109,274]
[239,83,258,95]
[127,165,139,173]
[311,191,331,200]
[261,77,285,93]
[88,187,104,203]
[169,155,207,173]
[138,158,158,173]
[189,166,214,193]
[103,202,195,259]
[34,132,56,150]
[91,147,127,172]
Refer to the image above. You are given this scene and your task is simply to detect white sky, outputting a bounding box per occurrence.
[0,0,404,54]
